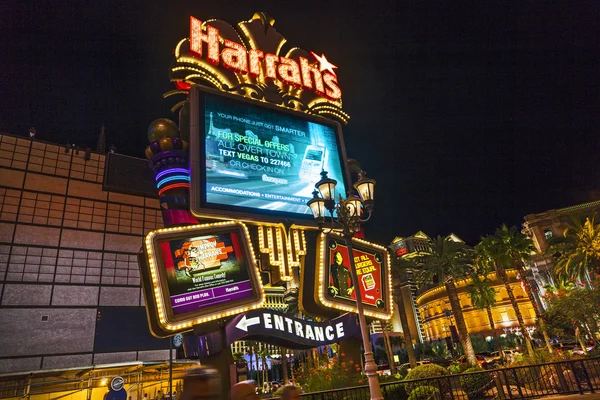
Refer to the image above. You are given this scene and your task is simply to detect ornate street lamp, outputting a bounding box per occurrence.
[307,169,383,400]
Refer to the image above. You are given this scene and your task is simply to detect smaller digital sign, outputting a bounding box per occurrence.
[315,232,393,320]
[139,221,264,337]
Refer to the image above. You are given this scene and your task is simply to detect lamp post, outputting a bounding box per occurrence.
[307,169,383,400]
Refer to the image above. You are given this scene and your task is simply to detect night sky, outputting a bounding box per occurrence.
[1,1,598,245]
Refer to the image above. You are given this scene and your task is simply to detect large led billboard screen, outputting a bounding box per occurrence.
[190,86,350,224]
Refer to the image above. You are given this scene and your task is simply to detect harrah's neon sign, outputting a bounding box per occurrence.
[189,16,342,100]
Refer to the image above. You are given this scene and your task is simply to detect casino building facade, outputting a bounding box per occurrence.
[521,199,600,304]
[389,232,538,343]
[416,270,537,341]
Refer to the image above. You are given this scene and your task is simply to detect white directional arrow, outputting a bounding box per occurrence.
[235,315,261,332]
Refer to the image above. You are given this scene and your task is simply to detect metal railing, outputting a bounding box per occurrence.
[294,357,600,400]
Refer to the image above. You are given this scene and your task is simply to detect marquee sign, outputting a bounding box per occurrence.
[314,232,393,320]
[168,12,349,124]
[190,17,341,100]
[139,221,264,337]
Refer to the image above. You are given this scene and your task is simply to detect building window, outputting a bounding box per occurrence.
[544,229,553,240]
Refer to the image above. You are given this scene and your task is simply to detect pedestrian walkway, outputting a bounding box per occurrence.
[538,393,600,399]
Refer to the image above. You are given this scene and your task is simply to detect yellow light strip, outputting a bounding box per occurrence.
[163,89,189,99]
[237,23,257,50]
[144,221,265,332]
[288,228,307,268]
[174,38,188,59]
[204,19,245,48]
[275,38,287,57]
[172,66,223,88]
[176,56,235,88]
[256,225,297,281]
[184,73,221,89]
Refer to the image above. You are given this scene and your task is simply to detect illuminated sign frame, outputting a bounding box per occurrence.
[140,221,264,337]
[189,85,351,226]
[315,232,393,320]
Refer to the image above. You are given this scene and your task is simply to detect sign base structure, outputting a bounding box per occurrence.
[138,221,265,337]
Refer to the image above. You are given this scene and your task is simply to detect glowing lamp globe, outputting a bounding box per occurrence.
[147,118,178,142]
[315,170,337,202]
[307,190,326,223]
[343,196,363,218]
[353,171,376,211]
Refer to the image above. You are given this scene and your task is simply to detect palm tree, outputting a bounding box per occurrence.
[233,352,246,363]
[390,335,404,349]
[414,236,478,366]
[547,215,600,286]
[391,256,418,367]
[246,343,257,385]
[477,231,536,357]
[466,273,497,332]
[380,322,396,374]
[258,346,270,388]
[281,288,299,385]
[494,225,554,353]
[279,346,289,384]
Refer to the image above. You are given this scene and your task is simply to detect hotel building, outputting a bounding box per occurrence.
[416,270,537,341]
[522,200,600,303]
[390,232,538,342]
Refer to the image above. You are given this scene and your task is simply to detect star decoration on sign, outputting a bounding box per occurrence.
[310,52,338,76]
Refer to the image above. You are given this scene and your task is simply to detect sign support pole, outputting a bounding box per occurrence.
[344,236,383,400]
[169,339,173,399]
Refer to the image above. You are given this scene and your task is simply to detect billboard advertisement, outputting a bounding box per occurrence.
[139,221,264,337]
[315,232,393,320]
[161,232,255,316]
[190,86,350,224]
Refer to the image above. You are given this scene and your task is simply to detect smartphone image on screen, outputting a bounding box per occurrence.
[299,145,327,182]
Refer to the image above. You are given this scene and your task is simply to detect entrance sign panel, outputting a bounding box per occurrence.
[315,232,393,320]
[190,86,351,225]
[225,309,361,349]
[140,221,264,337]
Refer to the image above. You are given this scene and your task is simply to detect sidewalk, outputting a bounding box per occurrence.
[537,393,600,399]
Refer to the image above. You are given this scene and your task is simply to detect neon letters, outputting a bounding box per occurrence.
[190,17,342,100]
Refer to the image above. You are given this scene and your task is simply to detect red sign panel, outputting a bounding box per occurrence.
[315,232,393,320]
[395,247,408,257]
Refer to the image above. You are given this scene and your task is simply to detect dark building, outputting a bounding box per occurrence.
[0,132,171,373]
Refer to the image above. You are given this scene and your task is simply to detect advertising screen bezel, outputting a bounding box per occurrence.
[315,231,393,320]
[189,85,351,226]
[143,221,264,332]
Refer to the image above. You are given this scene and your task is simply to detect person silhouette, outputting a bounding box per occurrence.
[179,367,221,400]
[230,380,260,400]
[329,251,354,298]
